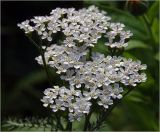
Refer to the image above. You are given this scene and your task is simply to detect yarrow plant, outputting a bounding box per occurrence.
[17,5,147,131]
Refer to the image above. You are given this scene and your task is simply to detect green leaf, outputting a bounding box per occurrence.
[125,40,150,50]
[123,101,158,130]
[14,70,47,89]
[2,117,53,131]
[98,123,112,131]
[13,127,51,131]
[92,40,108,55]
[123,52,138,60]
[72,117,85,131]
[147,1,159,23]
[154,52,159,61]
[125,91,144,103]
[151,18,159,44]
[139,71,155,90]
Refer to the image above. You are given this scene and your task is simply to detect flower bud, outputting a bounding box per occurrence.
[126,0,149,16]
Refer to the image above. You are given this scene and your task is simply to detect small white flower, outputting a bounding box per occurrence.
[83,88,100,100]
[17,20,34,33]
[68,112,83,122]
[98,96,113,109]
[111,83,123,99]
[50,99,65,112]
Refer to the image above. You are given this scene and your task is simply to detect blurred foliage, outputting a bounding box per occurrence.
[1,0,159,131]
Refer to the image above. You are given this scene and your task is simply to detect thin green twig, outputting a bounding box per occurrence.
[26,35,40,50]
[27,35,53,86]
[66,122,72,131]
[83,111,93,131]
[40,51,53,86]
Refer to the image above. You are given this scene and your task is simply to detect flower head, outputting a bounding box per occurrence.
[18,5,147,122]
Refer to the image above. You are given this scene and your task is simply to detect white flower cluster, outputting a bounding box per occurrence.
[35,44,88,74]
[104,23,133,48]
[17,5,132,48]
[61,53,147,87]
[41,86,91,122]
[41,83,124,122]
[17,6,147,122]
[39,50,146,121]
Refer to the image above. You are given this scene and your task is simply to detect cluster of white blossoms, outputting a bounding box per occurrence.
[18,6,147,122]
[17,5,132,48]
[104,23,133,48]
[61,53,147,88]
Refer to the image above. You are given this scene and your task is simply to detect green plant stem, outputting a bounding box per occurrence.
[27,36,60,131]
[83,111,93,131]
[39,38,53,86]
[83,101,95,131]
[27,35,53,86]
[90,88,133,131]
[88,47,92,61]
[67,122,72,131]
[26,35,40,50]
[40,51,53,86]
[50,117,56,132]
[66,117,72,131]
[55,115,64,131]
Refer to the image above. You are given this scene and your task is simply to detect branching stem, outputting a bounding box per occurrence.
[27,35,53,86]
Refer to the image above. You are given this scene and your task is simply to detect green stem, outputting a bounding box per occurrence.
[88,47,92,61]
[40,51,53,86]
[27,35,53,86]
[83,101,95,131]
[39,38,53,86]
[67,122,72,131]
[26,35,40,50]
[91,88,133,131]
[66,117,72,131]
[83,112,92,131]
[55,115,64,131]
